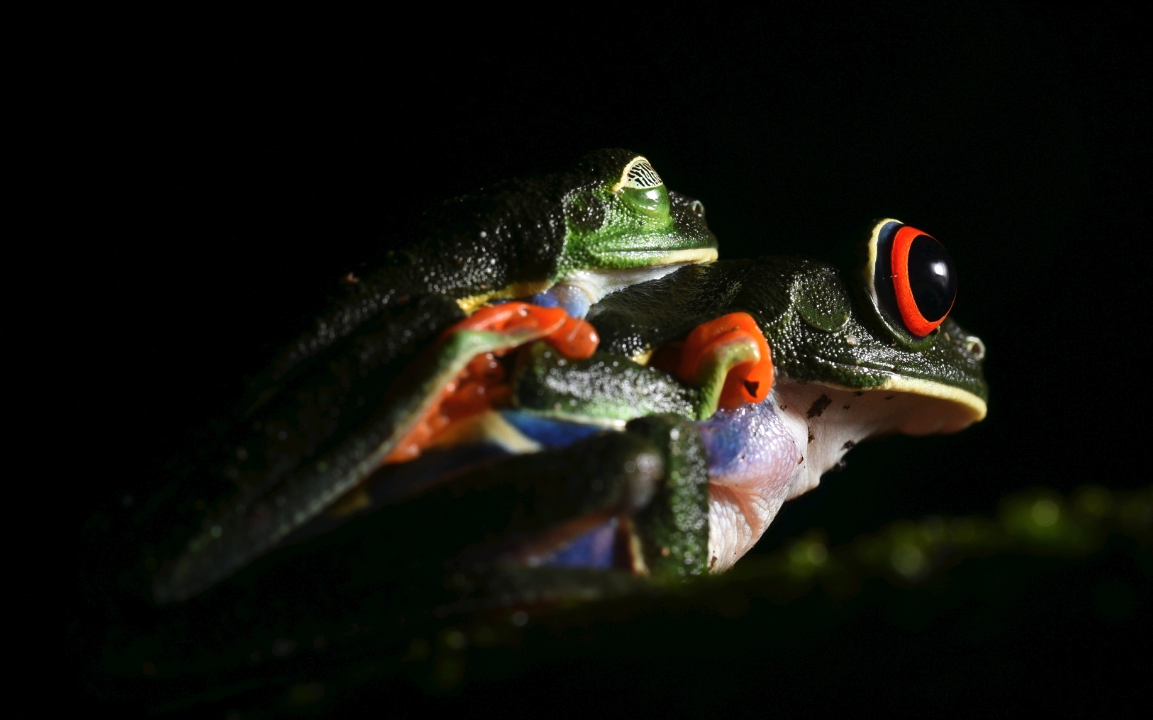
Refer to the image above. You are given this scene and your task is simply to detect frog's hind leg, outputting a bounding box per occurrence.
[386,430,661,568]
[371,415,711,583]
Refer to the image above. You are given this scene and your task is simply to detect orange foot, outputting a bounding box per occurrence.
[674,312,774,415]
[386,303,599,464]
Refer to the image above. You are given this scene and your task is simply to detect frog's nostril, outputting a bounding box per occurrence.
[966,336,986,360]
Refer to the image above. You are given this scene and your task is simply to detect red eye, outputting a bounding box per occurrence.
[872,222,958,338]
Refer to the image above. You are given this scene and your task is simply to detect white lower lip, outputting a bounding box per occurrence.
[565,259,704,308]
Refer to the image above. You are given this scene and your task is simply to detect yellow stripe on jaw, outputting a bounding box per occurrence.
[872,376,988,421]
[807,375,987,423]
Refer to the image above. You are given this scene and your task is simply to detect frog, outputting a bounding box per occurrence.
[149,217,986,603]
[258,148,717,391]
[146,150,717,602]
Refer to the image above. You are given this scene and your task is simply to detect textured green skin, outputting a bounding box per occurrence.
[588,257,988,401]
[514,343,697,422]
[626,416,711,581]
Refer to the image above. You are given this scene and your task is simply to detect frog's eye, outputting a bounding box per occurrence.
[613,156,671,218]
[867,220,957,337]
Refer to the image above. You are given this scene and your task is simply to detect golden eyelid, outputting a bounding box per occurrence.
[612,156,664,192]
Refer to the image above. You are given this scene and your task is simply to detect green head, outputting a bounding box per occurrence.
[448,149,718,313]
[555,149,718,273]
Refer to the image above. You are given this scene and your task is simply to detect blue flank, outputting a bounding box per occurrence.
[499,409,607,449]
[498,410,619,568]
[696,409,747,474]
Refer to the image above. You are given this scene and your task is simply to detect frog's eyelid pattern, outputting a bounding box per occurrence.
[613,156,664,192]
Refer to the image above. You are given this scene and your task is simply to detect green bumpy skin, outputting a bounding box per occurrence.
[588,257,988,405]
[625,416,711,582]
[513,343,697,424]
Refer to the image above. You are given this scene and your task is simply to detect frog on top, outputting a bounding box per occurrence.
[152,150,719,602]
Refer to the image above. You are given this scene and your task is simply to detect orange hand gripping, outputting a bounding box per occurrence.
[542,314,600,359]
[676,312,774,410]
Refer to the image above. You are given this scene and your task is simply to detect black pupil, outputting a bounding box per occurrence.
[907,235,957,322]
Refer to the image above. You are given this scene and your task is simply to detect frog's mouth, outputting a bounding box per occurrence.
[812,357,988,426]
[703,380,985,572]
[602,247,721,266]
[500,254,719,319]
[561,253,717,306]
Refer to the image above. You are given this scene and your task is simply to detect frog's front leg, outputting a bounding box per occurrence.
[516,313,805,574]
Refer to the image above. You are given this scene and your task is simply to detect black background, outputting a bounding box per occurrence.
[69,5,1148,715]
